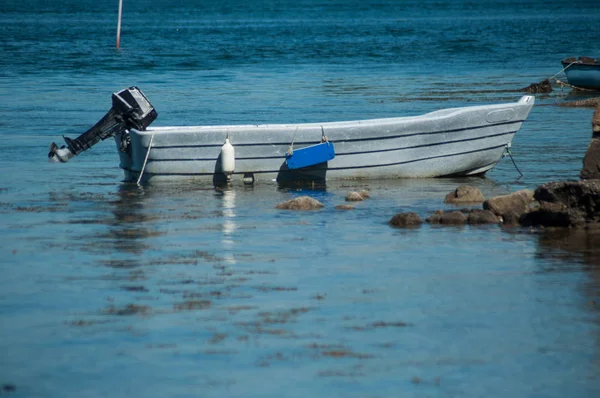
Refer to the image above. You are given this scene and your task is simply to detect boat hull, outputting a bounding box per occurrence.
[117,96,535,184]
[562,58,600,90]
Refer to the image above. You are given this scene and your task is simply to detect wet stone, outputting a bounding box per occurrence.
[467,209,500,224]
[388,212,423,227]
[558,97,600,108]
[483,190,534,217]
[345,191,364,202]
[501,211,521,226]
[519,200,587,228]
[426,210,467,225]
[581,138,600,180]
[593,105,600,134]
[520,79,552,94]
[531,180,600,225]
[520,207,585,228]
[358,190,371,199]
[275,196,324,210]
[444,185,485,204]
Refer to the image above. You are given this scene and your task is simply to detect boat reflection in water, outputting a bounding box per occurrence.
[220,188,237,266]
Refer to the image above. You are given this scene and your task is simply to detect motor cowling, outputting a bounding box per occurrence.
[48,86,157,163]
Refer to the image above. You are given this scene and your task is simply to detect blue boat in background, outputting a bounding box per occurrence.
[561,56,600,90]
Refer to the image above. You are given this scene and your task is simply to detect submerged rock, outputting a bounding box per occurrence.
[275,196,324,210]
[426,210,467,225]
[520,202,585,227]
[2,384,16,393]
[444,185,485,204]
[558,97,600,108]
[501,211,522,226]
[520,79,552,94]
[336,204,355,210]
[389,212,422,227]
[467,209,500,224]
[104,304,151,316]
[358,190,371,199]
[345,191,365,202]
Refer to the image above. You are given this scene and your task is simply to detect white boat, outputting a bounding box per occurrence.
[49,87,535,184]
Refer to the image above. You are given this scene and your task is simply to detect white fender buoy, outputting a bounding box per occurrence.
[221,135,235,181]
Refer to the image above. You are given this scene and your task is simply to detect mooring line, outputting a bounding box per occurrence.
[137,132,155,185]
[504,144,523,179]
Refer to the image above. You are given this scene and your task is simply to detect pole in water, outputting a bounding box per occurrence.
[116,0,123,49]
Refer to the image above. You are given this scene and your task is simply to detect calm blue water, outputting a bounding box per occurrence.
[2,1,600,397]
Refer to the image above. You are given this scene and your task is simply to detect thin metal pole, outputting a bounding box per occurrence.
[116,0,123,49]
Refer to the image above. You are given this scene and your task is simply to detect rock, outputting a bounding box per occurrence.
[534,181,600,220]
[581,106,600,180]
[426,210,444,223]
[519,181,600,227]
[336,204,355,210]
[558,97,600,108]
[358,190,371,199]
[580,138,600,179]
[441,211,467,225]
[389,212,422,227]
[483,190,534,216]
[345,191,364,201]
[501,211,521,226]
[467,209,500,224]
[520,202,585,227]
[426,210,467,225]
[444,185,485,204]
[520,79,552,94]
[593,105,600,134]
[275,196,324,210]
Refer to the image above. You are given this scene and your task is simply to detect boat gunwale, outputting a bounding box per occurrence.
[138,96,534,136]
[562,56,600,67]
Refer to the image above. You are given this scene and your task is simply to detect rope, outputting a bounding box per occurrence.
[554,78,599,92]
[287,126,330,157]
[504,144,523,179]
[548,60,580,82]
[287,127,299,156]
[137,132,155,185]
[320,125,328,143]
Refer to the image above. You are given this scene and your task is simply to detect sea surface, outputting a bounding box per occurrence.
[1,1,600,397]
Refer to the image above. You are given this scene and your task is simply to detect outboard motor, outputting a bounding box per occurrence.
[48,86,157,163]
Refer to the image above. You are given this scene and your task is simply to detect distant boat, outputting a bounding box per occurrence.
[49,87,535,184]
[561,57,600,90]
